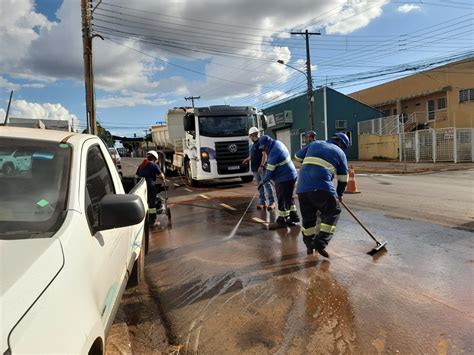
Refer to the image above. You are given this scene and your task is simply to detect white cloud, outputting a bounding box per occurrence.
[397,4,421,13]
[326,0,390,35]
[0,0,51,73]
[0,77,20,91]
[9,99,79,130]
[0,0,390,104]
[97,93,173,108]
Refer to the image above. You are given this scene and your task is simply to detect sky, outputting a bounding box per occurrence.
[0,0,473,136]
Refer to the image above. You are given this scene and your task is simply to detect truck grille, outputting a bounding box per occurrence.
[215,140,250,175]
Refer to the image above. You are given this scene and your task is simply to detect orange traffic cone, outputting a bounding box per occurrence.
[345,165,361,194]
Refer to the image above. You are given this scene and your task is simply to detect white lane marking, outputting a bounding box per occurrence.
[252,217,269,224]
[220,203,237,211]
[174,183,180,187]
[199,194,210,199]
[185,188,193,192]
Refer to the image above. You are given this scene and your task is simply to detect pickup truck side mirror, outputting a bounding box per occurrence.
[183,113,195,132]
[97,194,145,232]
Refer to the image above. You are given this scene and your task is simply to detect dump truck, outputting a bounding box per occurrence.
[151,105,267,186]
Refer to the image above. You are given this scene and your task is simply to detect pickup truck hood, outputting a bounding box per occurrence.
[0,238,64,352]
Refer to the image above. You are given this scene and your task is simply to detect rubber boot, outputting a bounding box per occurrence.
[276,216,287,226]
[303,235,314,255]
[312,237,329,258]
[289,211,300,224]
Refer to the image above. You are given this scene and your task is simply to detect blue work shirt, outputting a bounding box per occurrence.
[295,140,348,197]
[250,141,263,172]
[262,137,297,183]
[136,161,162,186]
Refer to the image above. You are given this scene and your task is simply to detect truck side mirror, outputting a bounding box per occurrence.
[183,113,195,132]
[261,114,268,130]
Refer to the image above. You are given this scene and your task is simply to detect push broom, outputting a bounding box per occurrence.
[340,200,387,255]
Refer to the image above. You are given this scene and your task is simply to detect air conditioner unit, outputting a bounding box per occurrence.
[335,120,347,129]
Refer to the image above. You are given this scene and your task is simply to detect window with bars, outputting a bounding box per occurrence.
[459,89,474,103]
[437,97,447,109]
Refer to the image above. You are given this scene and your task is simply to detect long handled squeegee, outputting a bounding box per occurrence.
[340,200,387,255]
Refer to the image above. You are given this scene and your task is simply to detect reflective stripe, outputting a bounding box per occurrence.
[267,164,276,171]
[294,154,303,162]
[301,226,316,236]
[337,174,348,182]
[290,204,297,212]
[276,156,291,167]
[149,207,157,214]
[320,223,336,234]
[302,157,336,175]
[278,210,290,217]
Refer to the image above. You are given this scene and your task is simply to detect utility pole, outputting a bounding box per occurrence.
[81,0,98,135]
[185,96,200,108]
[290,30,320,131]
[144,129,149,150]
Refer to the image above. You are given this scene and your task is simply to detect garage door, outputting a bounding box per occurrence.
[276,128,291,155]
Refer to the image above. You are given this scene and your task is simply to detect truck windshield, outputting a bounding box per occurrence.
[198,115,257,137]
[0,138,71,240]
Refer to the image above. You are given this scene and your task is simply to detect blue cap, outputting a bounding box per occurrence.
[258,135,271,150]
[332,132,351,149]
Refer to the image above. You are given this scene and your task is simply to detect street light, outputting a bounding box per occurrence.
[277,59,315,131]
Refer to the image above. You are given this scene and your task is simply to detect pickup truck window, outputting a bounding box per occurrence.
[0,138,71,239]
[85,145,116,230]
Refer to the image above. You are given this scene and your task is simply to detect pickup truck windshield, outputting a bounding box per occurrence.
[198,115,257,137]
[0,138,71,239]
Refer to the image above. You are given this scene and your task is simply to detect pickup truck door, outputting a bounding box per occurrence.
[82,142,131,328]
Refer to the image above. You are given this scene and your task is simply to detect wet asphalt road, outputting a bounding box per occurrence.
[109,160,473,354]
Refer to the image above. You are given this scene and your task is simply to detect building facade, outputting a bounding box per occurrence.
[262,87,381,160]
[349,58,474,130]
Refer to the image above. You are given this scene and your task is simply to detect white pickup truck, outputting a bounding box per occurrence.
[0,127,149,354]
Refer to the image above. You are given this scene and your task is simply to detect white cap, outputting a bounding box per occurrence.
[248,127,259,136]
[147,150,159,160]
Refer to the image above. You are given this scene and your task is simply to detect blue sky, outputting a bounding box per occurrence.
[1,0,473,136]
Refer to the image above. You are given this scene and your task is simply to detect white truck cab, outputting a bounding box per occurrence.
[183,106,268,185]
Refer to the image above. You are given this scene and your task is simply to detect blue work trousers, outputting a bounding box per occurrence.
[253,170,275,205]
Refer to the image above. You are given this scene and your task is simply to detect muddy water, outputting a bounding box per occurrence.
[141,195,473,354]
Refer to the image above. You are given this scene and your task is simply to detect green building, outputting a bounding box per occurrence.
[262,86,381,160]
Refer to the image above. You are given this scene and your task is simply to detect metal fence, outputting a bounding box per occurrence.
[358,115,401,135]
[400,128,474,163]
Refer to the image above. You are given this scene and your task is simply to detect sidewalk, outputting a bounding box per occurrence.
[348,160,474,174]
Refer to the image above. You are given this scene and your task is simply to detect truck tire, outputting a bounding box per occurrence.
[127,232,145,288]
[185,160,199,187]
[2,162,15,176]
[241,175,254,183]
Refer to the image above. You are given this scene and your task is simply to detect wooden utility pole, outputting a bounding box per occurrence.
[290,30,320,132]
[185,96,200,108]
[81,0,97,135]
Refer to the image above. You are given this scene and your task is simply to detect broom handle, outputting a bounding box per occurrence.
[340,200,381,244]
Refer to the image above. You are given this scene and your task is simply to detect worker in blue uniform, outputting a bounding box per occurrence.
[258,135,299,227]
[242,127,276,210]
[295,132,350,258]
[136,150,165,226]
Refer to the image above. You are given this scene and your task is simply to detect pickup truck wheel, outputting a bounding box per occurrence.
[241,175,254,183]
[2,162,15,176]
[185,160,199,187]
[127,233,145,288]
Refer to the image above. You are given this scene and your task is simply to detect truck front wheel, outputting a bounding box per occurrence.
[185,160,199,187]
[241,175,254,183]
